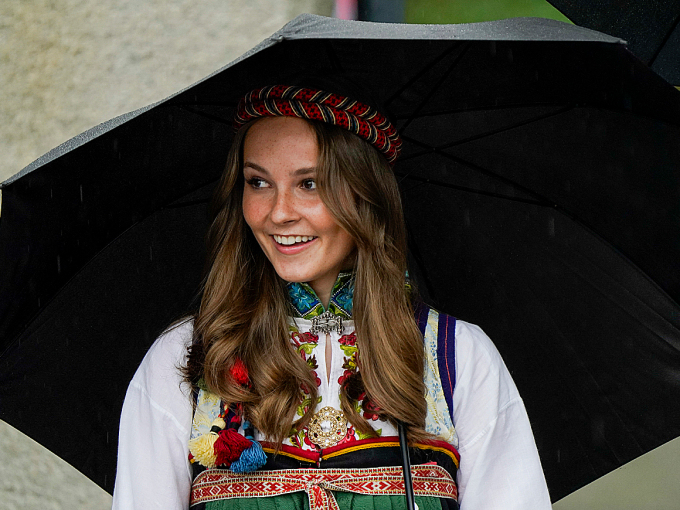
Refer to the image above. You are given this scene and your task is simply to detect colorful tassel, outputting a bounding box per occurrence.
[231,421,267,473]
[188,417,226,468]
[214,428,251,466]
[231,441,266,473]
[230,358,250,386]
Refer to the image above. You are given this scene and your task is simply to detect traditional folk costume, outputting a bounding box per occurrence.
[112,274,551,509]
[112,86,551,509]
[188,274,460,510]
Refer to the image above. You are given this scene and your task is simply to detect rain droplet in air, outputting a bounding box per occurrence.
[57,255,61,274]
[80,185,83,203]
[149,246,153,261]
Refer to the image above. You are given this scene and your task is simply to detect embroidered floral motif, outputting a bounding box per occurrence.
[362,399,381,421]
[290,330,321,390]
[345,425,357,443]
[286,272,354,319]
[334,285,353,310]
[290,330,322,423]
[289,423,321,448]
[337,332,358,386]
[356,427,382,440]
[288,283,319,315]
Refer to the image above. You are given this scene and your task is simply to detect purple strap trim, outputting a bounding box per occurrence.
[436,312,457,417]
[414,302,430,337]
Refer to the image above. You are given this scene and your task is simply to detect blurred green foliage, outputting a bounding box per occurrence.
[405,0,571,24]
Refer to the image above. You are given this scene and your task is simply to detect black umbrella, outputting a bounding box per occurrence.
[546,0,680,85]
[1,15,679,501]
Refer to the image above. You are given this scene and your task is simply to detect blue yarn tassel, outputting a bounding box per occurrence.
[230,421,267,473]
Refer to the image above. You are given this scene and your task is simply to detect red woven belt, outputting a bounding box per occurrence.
[190,464,458,509]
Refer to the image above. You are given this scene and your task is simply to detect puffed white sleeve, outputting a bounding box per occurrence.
[112,321,195,510]
[452,321,552,510]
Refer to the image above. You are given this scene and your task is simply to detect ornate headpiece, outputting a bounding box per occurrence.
[234,85,402,164]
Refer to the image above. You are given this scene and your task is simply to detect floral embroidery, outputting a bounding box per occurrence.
[345,425,357,443]
[337,332,358,386]
[356,427,382,440]
[362,399,381,421]
[290,330,322,416]
[190,308,459,456]
[291,331,319,364]
[338,331,357,348]
[288,283,319,315]
[286,272,354,319]
[333,282,354,312]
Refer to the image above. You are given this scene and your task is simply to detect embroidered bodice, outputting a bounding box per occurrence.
[190,272,458,453]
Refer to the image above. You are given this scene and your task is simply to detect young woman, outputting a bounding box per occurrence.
[112,85,552,510]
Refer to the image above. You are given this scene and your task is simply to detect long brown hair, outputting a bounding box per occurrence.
[185,119,428,444]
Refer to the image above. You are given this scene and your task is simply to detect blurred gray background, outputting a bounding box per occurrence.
[1,1,678,509]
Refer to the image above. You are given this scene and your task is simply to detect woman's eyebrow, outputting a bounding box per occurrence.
[292,167,316,176]
[243,162,316,176]
[243,161,268,174]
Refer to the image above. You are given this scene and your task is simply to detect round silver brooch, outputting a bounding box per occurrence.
[307,406,348,448]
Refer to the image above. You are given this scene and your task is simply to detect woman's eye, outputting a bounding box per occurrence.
[246,177,268,189]
[301,179,317,190]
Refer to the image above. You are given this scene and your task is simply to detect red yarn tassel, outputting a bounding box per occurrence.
[214,428,252,466]
[230,358,250,386]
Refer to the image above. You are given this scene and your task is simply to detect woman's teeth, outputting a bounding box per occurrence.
[274,235,316,246]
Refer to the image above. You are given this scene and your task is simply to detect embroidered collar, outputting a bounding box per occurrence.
[286,272,354,320]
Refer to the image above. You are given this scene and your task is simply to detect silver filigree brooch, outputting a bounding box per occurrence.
[310,311,344,335]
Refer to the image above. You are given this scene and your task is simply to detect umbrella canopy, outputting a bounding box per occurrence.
[546,0,680,85]
[1,15,679,501]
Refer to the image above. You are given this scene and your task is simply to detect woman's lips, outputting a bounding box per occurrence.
[271,235,317,254]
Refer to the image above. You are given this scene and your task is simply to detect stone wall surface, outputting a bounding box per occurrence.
[0,1,331,508]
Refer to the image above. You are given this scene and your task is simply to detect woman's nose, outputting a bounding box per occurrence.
[269,189,299,224]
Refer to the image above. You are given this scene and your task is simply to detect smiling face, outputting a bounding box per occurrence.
[241,116,356,306]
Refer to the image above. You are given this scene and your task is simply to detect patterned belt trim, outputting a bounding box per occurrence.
[191,464,458,510]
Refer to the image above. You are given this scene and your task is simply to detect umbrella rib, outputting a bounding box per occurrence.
[396,43,472,134]
[396,173,551,207]
[397,138,555,206]
[385,41,467,108]
[402,104,575,151]
[647,12,680,68]
[384,42,470,109]
[439,104,575,150]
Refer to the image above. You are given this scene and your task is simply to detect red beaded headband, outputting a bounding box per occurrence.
[234,85,402,164]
